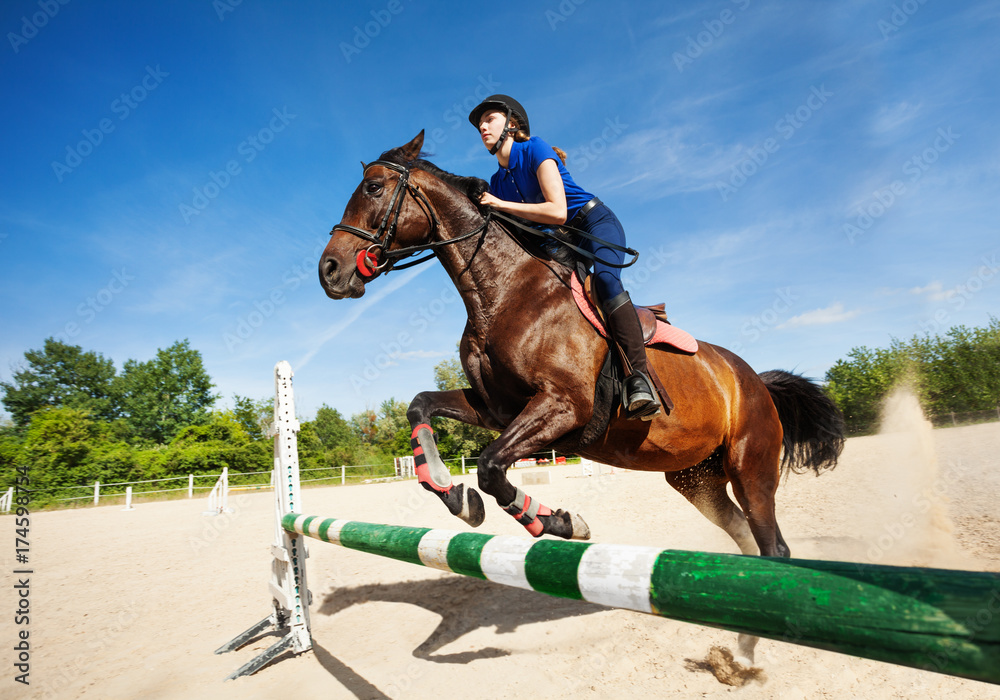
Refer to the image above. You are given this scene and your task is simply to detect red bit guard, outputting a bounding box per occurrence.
[356,249,379,278]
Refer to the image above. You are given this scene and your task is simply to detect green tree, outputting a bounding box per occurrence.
[350,408,378,445]
[433,356,467,391]
[232,394,273,441]
[21,407,102,493]
[313,404,355,450]
[0,338,117,427]
[916,318,1000,414]
[825,345,907,433]
[375,398,410,453]
[163,411,269,475]
[0,422,25,492]
[431,355,496,459]
[115,340,218,444]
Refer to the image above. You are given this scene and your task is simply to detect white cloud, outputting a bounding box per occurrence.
[870,101,922,135]
[778,302,860,328]
[910,281,954,301]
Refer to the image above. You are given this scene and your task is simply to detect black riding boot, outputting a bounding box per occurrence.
[604,291,662,420]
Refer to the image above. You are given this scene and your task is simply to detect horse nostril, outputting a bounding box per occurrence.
[321,256,338,281]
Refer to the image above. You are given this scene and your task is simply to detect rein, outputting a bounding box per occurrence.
[329,159,639,279]
[490,211,639,270]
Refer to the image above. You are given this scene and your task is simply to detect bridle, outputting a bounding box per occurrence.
[329,159,492,279]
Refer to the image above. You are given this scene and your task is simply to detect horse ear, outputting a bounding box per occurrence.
[398,130,425,162]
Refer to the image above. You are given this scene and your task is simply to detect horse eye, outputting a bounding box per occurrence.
[365,181,383,196]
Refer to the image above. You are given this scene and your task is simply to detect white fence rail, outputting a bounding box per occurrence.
[7,449,579,513]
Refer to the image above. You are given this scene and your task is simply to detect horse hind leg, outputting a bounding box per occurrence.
[664,448,757,556]
[665,448,771,667]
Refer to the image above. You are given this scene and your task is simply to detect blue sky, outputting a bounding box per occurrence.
[2,1,998,421]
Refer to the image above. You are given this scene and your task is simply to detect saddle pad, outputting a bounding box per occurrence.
[571,274,698,354]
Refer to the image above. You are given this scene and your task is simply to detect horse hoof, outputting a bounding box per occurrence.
[540,509,591,540]
[433,482,486,528]
[736,634,758,666]
[569,512,591,540]
[460,485,486,528]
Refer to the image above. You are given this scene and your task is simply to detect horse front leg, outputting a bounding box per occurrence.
[407,389,502,528]
[477,393,591,540]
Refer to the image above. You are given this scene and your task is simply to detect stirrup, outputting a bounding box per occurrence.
[625,373,661,420]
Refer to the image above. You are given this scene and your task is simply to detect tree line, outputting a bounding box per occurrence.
[824,316,1000,433]
[0,338,496,505]
[5,317,995,504]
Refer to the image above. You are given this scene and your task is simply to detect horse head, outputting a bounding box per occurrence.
[319,130,490,299]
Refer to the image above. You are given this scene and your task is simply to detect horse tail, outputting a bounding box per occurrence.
[758,370,846,476]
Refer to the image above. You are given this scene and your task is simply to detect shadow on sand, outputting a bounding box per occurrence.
[317,575,608,663]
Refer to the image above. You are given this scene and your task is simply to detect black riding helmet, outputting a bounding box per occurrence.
[468,94,530,155]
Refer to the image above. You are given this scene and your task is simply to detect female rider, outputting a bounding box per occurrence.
[468,94,661,420]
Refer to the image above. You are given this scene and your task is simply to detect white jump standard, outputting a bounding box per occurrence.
[216,361,312,680]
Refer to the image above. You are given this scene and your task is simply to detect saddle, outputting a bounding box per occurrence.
[571,271,698,354]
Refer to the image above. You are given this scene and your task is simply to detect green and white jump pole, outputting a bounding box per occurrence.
[218,362,1000,685]
[282,513,1000,685]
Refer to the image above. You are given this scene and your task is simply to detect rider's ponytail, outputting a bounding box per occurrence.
[509,116,568,166]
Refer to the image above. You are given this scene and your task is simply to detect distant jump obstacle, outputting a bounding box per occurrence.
[217,362,1000,685]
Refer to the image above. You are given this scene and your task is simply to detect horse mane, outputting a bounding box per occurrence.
[377,146,578,271]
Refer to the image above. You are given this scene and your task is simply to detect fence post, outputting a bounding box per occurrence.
[551,449,556,463]
[341,465,346,485]
[94,481,100,506]
[122,486,135,511]
[461,455,466,474]
[221,467,229,513]
[188,474,194,498]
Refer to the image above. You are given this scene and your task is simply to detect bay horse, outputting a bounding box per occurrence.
[319,130,845,662]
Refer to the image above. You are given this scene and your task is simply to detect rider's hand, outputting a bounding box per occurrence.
[479,192,502,209]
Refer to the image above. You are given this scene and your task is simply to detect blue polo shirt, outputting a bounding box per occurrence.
[489,137,593,219]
